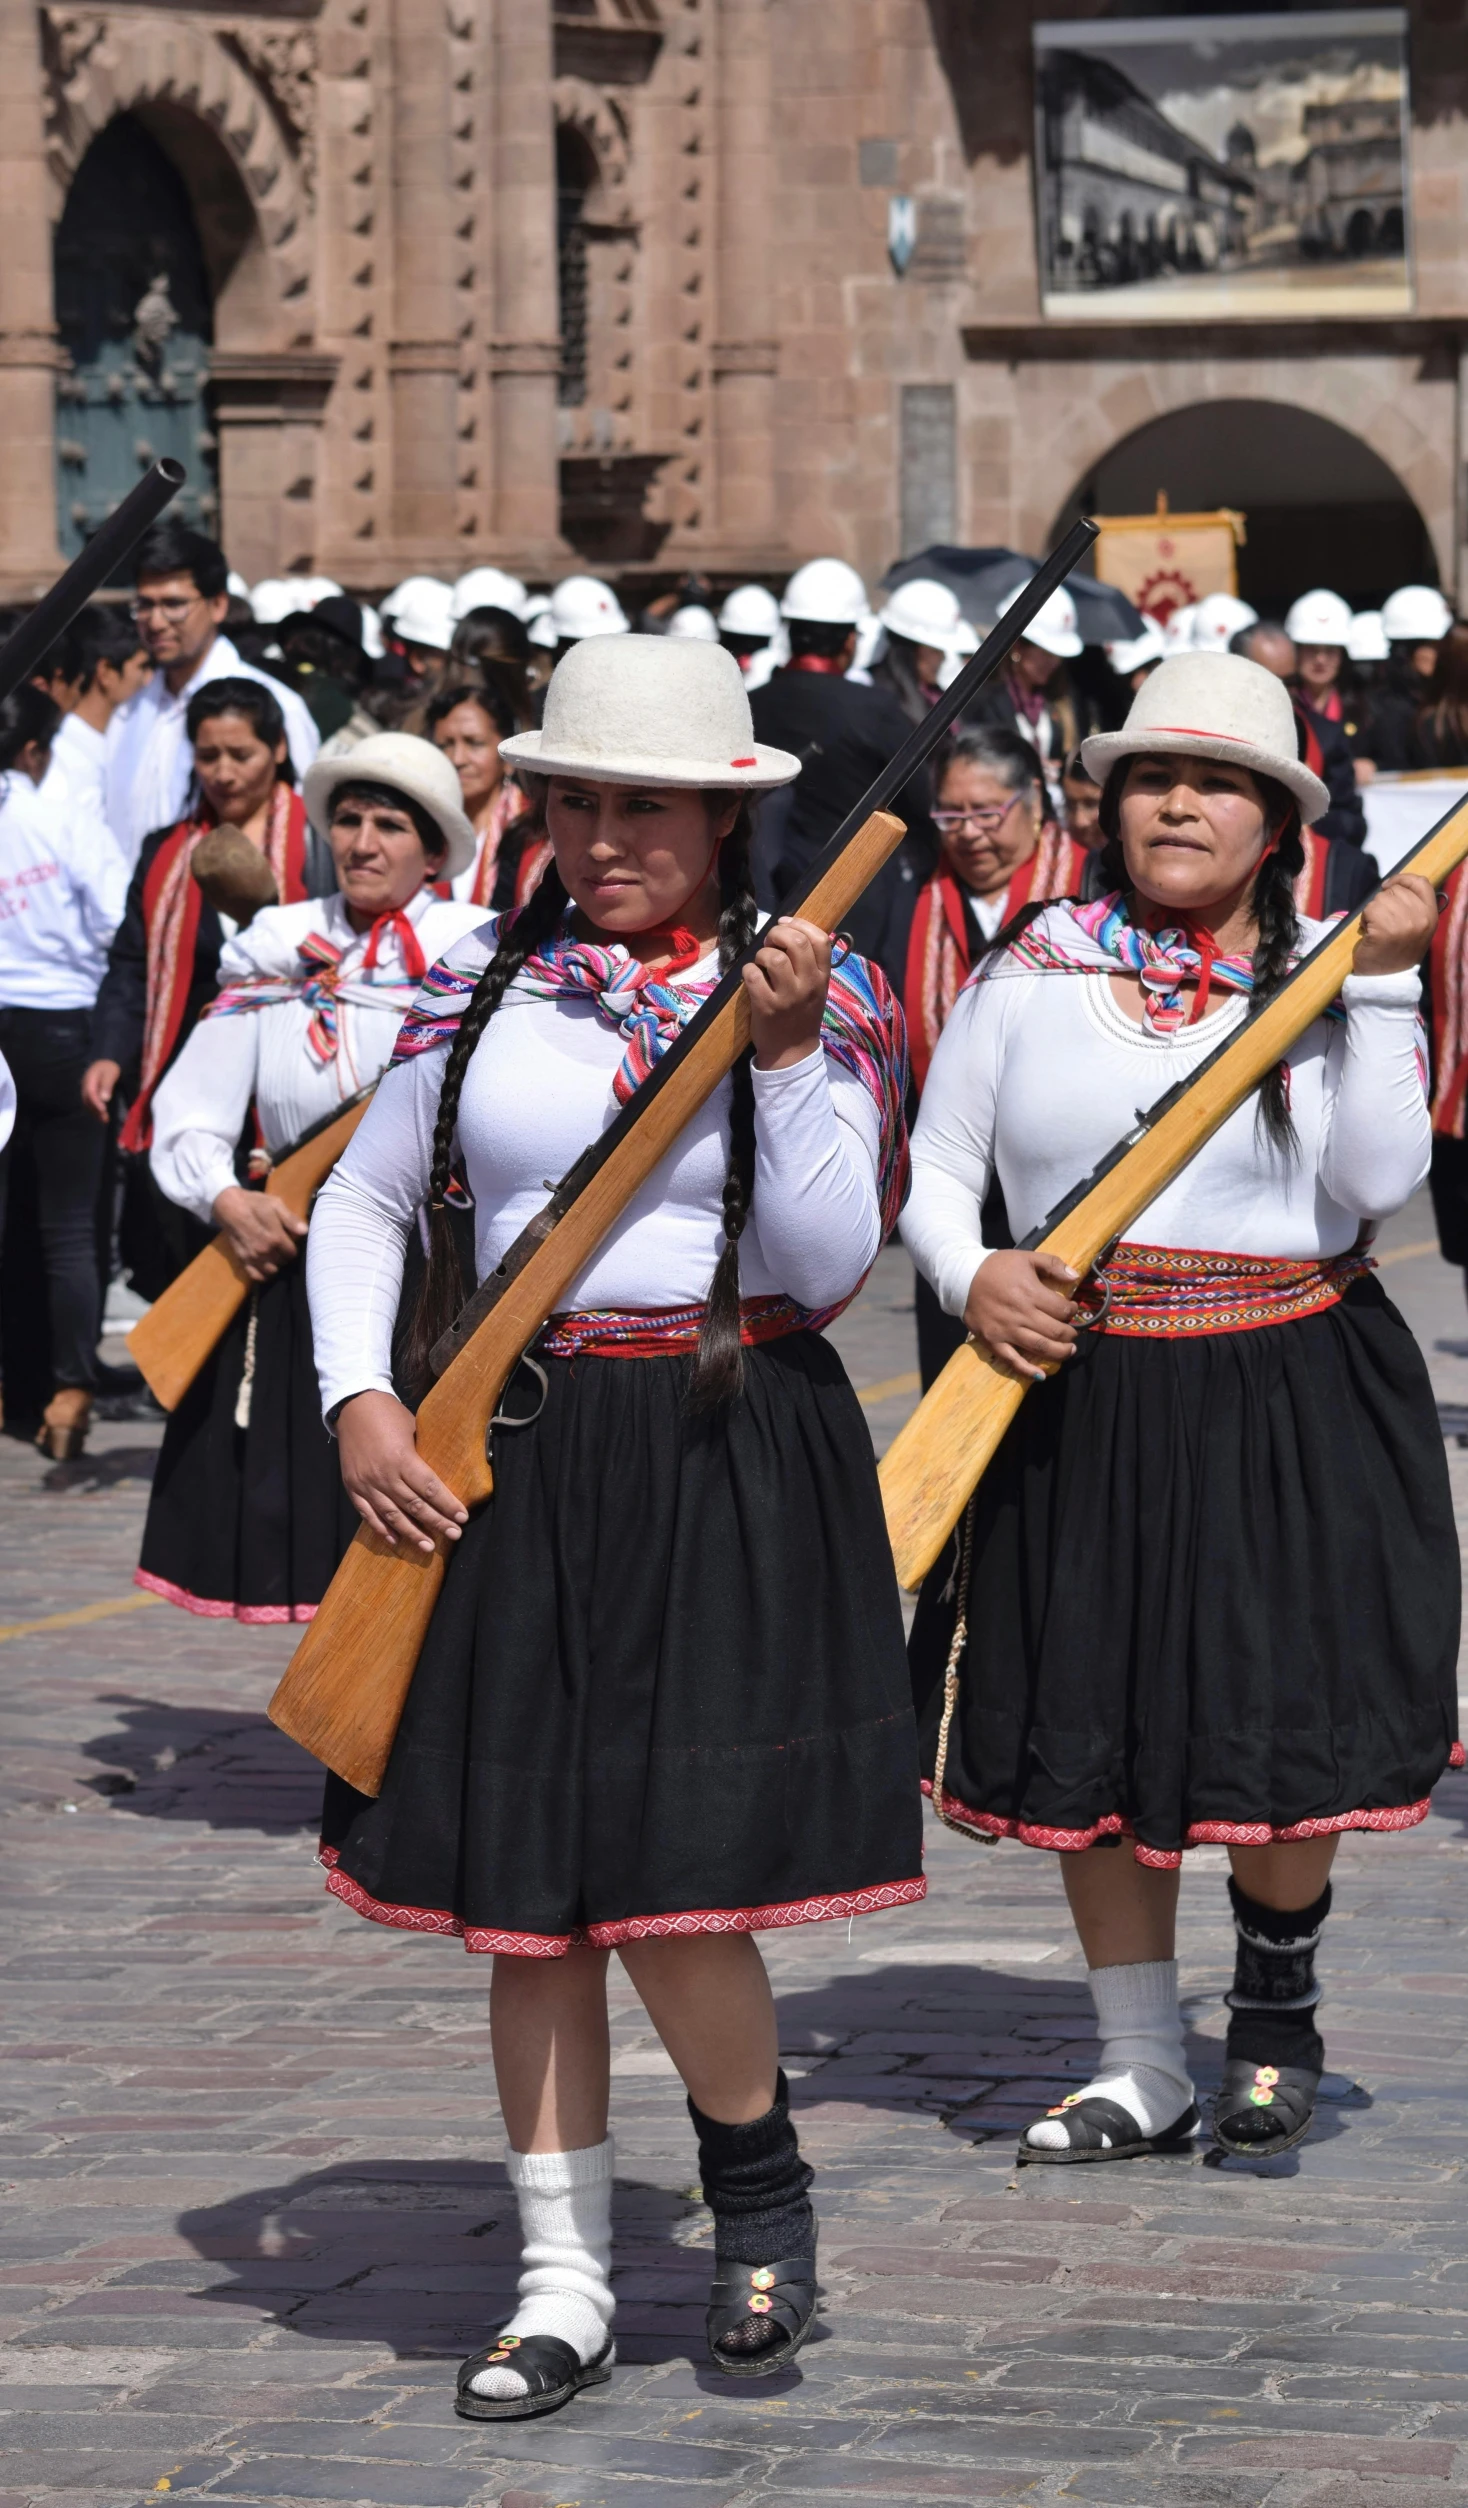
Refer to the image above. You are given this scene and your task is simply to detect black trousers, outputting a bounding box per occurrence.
[0,1005,106,1397]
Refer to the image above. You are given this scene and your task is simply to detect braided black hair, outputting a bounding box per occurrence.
[688,801,758,1412]
[400,793,759,1407]
[1095,757,1304,1153]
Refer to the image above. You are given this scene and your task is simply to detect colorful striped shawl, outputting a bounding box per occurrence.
[392,916,911,1277]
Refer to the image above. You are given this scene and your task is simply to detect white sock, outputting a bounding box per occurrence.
[1025,1960,1193,2151]
[469,2138,616,2400]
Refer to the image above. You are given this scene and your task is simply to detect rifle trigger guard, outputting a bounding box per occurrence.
[487,1354,549,1458]
[1071,1247,1116,1336]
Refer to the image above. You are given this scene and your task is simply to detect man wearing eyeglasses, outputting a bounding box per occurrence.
[104,522,319,865]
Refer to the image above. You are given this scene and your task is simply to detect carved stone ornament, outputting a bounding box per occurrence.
[223,27,319,194]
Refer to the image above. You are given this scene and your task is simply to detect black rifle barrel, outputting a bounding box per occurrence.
[0,458,187,712]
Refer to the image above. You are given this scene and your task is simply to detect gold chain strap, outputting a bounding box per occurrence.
[929,1496,993,1840]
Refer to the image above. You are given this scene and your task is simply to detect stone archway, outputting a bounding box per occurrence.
[1051,396,1439,612]
[40,8,336,579]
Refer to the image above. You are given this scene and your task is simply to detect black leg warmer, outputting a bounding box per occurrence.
[688,2070,815,2263]
[1224,1877,1330,2073]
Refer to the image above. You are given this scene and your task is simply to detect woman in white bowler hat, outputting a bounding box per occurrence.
[903,651,1459,2168]
[136,735,487,1625]
[306,634,921,2414]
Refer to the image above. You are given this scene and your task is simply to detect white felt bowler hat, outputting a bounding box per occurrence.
[1081,652,1330,824]
[998,580,1083,659]
[499,634,801,791]
[304,731,477,879]
[878,578,966,652]
[1284,587,1353,648]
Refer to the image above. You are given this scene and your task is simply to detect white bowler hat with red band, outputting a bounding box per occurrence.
[1081,652,1330,825]
[499,634,802,791]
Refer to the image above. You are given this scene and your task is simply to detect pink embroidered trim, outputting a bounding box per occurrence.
[320,1847,925,1955]
[133,1567,319,1626]
[922,1771,1462,1870]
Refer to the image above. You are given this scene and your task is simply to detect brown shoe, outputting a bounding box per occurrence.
[36,1388,92,1461]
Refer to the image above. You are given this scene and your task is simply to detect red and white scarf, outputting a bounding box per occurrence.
[902,828,1089,1089]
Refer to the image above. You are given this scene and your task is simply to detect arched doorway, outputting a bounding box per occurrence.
[53,113,218,557]
[1054,398,1436,613]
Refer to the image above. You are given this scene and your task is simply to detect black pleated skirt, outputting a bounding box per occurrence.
[321,1333,925,1953]
[136,1254,358,1624]
[908,1277,1462,1868]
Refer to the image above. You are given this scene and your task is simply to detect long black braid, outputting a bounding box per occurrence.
[1094,760,1304,1154]
[689,801,759,1412]
[401,794,760,1407]
[400,853,571,1397]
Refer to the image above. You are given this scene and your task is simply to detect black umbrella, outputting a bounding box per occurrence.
[884,545,1144,645]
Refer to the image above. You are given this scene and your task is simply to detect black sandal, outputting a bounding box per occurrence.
[1213,2059,1319,2157]
[454,2329,614,2421]
[1016,2092,1201,2166]
[706,2257,818,2378]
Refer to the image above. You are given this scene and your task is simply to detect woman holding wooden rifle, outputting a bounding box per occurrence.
[134,734,486,1623]
[306,636,920,2414]
[904,652,1460,2166]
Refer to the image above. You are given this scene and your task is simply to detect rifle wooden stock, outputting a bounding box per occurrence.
[880,798,1468,1593]
[129,1096,374,1412]
[268,808,909,1794]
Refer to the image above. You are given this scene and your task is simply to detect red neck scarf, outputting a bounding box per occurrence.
[902,829,1090,1089]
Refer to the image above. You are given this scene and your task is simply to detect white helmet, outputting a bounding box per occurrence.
[226,570,251,603]
[452,566,529,624]
[1283,588,1353,648]
[1191,592,1259,651]
[545,574,630,643]
[1346,609,1390,664]
[665,604,721,643]
[780,556,867,627]
[877,577,966,652]
[248,577,300,627]
[382,578,455,654]
[717,583,781,640]
[1381,584,1454,644]
[1162,603,1198,655]
[998,580,1082,659]
[1107,623,1167,677]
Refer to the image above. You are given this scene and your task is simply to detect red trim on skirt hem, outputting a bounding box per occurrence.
[317,1845,926,1954]
[922,1760,1465,1868]
[134,1567,319,1626]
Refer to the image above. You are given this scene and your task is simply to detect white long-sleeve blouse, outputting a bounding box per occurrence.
[149,890,489,1225]
[901,908,1430,1320]
[306,926,885,1418]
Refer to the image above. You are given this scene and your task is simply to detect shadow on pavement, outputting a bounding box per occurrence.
[80,1692,320,1831]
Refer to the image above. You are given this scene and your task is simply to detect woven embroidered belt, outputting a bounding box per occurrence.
[1083,1243,1375,1338]
[536,1293,809,1360]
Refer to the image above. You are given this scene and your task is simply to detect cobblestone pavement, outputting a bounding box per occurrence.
[5,1199,1468,2508]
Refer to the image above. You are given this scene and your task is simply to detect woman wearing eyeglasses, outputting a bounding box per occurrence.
[897,726,1091,1384]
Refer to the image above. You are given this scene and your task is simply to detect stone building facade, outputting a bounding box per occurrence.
[2,0,1466,609]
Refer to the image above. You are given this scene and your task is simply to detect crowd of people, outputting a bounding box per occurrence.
[0,513,1464,2414]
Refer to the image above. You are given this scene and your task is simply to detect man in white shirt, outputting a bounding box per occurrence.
[105,522,319,864]
[41,606,152,832]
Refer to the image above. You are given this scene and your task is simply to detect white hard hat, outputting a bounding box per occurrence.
[1191,592,1259,651]
[452,566,529,624]
[545,574,630,642]
[780,556,868,627]
[226,570,250,603]
[1381,584,1454,644]
[665,604,721,643]
[380,576,455,652]
[998,580,1083,660]
[1162,603,1198,655]
[297,576,343,608]
[877,577,966,652]
[717,583,780,640]
[1106,623,1167,677]
[1283,588,1353,648]
[1346,609,1389,664]
[248,577,300,627]
[1084,653,1329,825]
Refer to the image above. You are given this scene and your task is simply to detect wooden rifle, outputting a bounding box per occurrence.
[879,794,1468,1592]
[129,1088,377,1412]
[267,519,1102,1793]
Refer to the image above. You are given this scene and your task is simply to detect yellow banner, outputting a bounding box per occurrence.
[1093,502,1245,625]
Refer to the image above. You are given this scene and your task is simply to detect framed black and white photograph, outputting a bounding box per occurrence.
[1033,9,1412,319]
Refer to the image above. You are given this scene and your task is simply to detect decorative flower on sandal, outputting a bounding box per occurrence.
[1247,2065,1281,2108]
